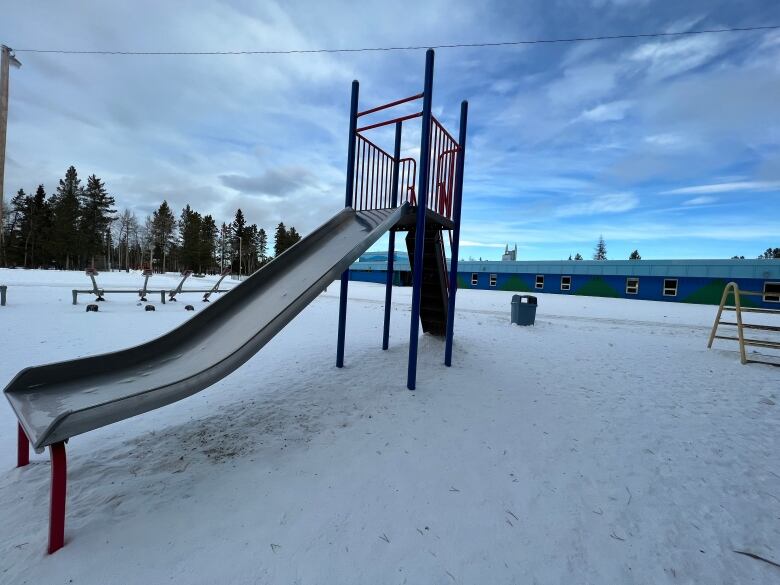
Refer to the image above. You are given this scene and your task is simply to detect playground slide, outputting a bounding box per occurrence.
[5,206,409,451]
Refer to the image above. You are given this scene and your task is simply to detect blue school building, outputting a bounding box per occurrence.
[350,253,780,309]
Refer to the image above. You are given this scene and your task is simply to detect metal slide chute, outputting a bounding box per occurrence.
[5,205,409,451]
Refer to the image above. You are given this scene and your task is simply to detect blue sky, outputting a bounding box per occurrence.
[2,0,779,260]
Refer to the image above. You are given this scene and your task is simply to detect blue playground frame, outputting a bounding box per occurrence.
[335,49,468,390]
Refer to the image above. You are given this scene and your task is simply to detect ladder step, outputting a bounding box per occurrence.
[714,335,780,349]
[724,306,780,314]
[746,359,780,367]
[718,322,780,332]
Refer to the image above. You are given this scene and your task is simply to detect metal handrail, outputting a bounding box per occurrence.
[357,111,422,133]
[357,93,424,118]
[435,147,459,218]
[351,111,459,220]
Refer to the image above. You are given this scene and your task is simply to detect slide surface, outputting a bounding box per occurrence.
[5,206,408,450]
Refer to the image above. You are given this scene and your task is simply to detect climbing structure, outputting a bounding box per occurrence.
[335,48,469,389]
[708,281,780,365]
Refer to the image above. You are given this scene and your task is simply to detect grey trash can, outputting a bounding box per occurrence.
[511,294,537,326]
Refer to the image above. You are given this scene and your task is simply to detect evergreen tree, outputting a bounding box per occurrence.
[274,222,287,256]
[151,200,176,273]
[28,185,52,268]
[232,209,248,274]
[257,228,268,264]
[287,226,301,248]
[80,174,116,267]
[568,254,572,261]
[758,247,780,259]
[50,166,82,269]
[629,249,641,260]
[245,224,260,274]
[7,189,29,266]
[574,253,583,261]
[178,204,203,271]
[593,236,607,260]
[199,214,218,273]
[232,209,247,237]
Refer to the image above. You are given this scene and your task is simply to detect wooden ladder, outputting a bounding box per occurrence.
[707,281,780,365]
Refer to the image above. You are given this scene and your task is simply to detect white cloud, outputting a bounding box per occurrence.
[629,35,727,81]
[643,133,686,147]
[663,181,780,195]
[555,192,639,218]
[580,100,632,122]
[682,195,716,205]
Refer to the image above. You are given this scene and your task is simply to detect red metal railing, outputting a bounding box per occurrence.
[351,94,459,221]
[353,134,389,211]
[427,117,460,221]
[357,93,424,118]
[398,158,417,206]
[357,112,423,133]
[352,135,419,211]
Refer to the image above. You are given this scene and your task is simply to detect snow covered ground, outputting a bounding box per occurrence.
[0,268,778,584]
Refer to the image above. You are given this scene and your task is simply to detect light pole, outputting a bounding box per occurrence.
[0,45,22,266]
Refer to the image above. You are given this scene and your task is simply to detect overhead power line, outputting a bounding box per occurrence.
[10,25,780,56]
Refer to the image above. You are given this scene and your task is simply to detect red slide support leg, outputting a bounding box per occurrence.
[48,442,67,554]
[17,423,29,467]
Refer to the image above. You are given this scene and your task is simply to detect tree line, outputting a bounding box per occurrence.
[734,248,780,260]
[570,236,779,261]
[0,165,302,274]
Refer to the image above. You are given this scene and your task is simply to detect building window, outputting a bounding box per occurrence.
[535,275,544,289]
[560,276,571,291]
[764,282,780,303]
[489,274,497,287]
[663,279,678,297]
[626,277,639,295]
[471,273,478,286]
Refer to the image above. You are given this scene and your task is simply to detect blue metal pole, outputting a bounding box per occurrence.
[337,80,359,368]
[382,121,403,350]
[407,49,435,390]
[444,100,468,367]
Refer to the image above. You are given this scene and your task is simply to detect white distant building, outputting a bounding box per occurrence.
[502,244,517,262]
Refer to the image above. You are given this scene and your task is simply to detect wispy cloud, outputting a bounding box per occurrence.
[682,195,717,205]
[580,100,632,122]
[459,241,507,248]
[663,181,780,195]
[555,192,639,217]
[628,35,728,81]
[643,133,688,148]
